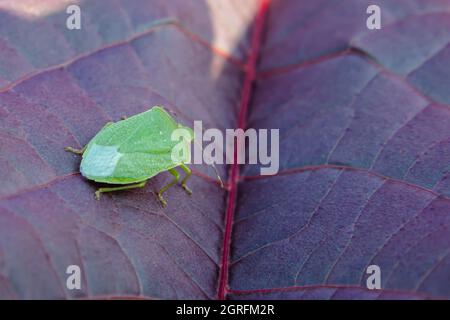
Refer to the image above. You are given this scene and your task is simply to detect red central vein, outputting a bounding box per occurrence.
[217,0,270,300]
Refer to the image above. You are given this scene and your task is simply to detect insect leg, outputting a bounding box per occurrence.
[157,168,180,207]
[64,122,114,156]
[179,164,192,195]
[95,180,147,200]
[64,145,86,155]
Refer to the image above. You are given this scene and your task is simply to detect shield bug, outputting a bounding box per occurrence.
[65,106,196,207]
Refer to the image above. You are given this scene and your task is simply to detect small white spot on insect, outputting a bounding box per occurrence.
[81,144,123,178]
[159,130,163,135]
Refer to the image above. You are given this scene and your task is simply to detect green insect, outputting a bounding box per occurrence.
[65,106,195,207]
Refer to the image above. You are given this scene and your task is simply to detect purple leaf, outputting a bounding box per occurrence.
[1,0,450,300]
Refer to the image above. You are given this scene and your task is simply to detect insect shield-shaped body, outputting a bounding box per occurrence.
[65,106,194,207]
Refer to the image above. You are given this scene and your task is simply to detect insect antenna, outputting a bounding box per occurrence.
[192,139,224,189]
[210,162,224,189]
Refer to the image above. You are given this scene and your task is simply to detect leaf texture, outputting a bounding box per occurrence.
[1,0,450,300]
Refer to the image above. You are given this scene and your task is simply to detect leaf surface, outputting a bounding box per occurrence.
[1,0,450,299]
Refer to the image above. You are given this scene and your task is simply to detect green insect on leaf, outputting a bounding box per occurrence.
[65,106,195,207]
